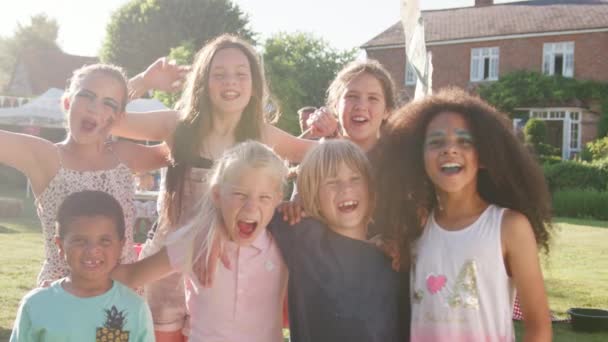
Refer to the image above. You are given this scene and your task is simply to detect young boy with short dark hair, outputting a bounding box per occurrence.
[10,190,154,342]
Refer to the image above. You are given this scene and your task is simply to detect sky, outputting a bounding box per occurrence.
[0,0,520,57]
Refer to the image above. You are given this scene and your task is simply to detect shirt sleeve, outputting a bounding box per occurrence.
[165,227,196,272]
[9,299,35,342]
[268,212,326,265]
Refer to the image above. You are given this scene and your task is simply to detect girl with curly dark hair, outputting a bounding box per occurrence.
[373,87,553,341]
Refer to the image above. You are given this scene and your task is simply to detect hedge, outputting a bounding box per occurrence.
[543,160,608,193]
[552,189,608,220]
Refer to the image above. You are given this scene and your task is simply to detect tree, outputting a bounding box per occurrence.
[0,14,60,90]
[100,0,254,76]
[263,32,356,135]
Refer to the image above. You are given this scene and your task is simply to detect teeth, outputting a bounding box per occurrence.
[241,219,256,223]
[352,117,367,122]
[441,162,461,168]
[338,200,358,208]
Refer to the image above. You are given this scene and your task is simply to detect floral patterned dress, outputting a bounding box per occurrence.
[35,146,136,285]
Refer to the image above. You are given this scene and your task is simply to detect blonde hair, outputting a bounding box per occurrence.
[326,59,397,116]
[173,140,288,274]
[64,63,129,112]
[297,140,375,226]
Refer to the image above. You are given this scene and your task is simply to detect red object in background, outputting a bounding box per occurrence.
[283,298,289,328]
[133,243,143,257]
[22,126,41,136]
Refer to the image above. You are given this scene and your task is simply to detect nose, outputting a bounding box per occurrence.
[84,242,102,255]
[222,73,238,85]
[441,141,459,155]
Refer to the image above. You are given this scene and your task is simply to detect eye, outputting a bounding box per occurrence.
[369,96,380,103]
[425,138,443,149]
[233,191,246,198]
[458,137,474,146]
[103,100,119,113]
[350,175,362,183]
[71,238,86,246]
[260,194,273,202]
[76,91,94,100]
[100,238,113,246]
[237,72,249,79]
[213,73,225,80]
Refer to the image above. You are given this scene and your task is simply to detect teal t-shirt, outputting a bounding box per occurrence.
[10,279,154,342]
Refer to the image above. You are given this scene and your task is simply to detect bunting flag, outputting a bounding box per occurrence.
[401,0,433,98]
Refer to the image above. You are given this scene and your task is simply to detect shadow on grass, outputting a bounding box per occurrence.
[554,217,608,229]
[0,327,12,340]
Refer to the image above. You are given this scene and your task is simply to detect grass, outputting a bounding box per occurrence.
[0,188,607,341]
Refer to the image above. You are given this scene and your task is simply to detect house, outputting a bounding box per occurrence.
[362,0,608,159]
[1,47,98,107]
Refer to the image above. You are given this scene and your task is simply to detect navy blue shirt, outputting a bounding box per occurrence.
[268,213,408,342]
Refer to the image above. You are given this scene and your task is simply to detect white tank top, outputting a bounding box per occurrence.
[410,204,516,342]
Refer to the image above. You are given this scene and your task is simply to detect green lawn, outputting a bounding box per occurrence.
[0,188,607,341]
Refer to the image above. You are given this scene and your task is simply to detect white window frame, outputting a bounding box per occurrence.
[405,61,417,86]
[542,42,574,77]
[470,47,499,82]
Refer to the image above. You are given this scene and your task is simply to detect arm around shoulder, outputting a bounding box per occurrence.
[502,210,552,342]
[262,123,317,163]
[113,140,170,173]
[111,247,174,289]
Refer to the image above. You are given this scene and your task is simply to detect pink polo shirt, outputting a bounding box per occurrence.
[167,229,288,342]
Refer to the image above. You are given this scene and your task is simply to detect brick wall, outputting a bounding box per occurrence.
[365,31,608,101]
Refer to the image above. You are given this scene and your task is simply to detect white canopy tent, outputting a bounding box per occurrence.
[0,88,170,128]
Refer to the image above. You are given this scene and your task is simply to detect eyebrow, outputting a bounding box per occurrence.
[425,130,446,138]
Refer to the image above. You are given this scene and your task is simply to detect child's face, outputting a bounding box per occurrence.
[55,215,124,284]
[65,72,125,144]
[423,111,480,196]
[213,166,282,246]
[207,47,253,117]
[337,72,388,150]
[318,162,370,236]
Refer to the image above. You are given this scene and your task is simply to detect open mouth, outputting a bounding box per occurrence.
[81,118,98,133]
[337,200,359,213]
[440,162,463,175]
[220,90,240,101]
[237,219,258,239]
[82,259,103,269]
[351,116,369,125]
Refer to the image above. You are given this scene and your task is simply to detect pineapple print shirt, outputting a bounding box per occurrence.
[10,280,154,342]
[410,205,516,342]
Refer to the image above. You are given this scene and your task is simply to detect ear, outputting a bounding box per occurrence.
[54,235,66,259]
[62,96,71,111]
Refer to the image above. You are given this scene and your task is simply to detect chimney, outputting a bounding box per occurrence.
[475,0,493,6]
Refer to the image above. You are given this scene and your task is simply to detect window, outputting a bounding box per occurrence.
[405,61,416,86]
[470,47,499,82]
[543,42,574,77]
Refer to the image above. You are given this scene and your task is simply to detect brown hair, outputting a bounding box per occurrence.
[326,59,397,118]
[373,87,553,269]
[297,140,376,226]
[163,34,270,225]
[64,63,129,112]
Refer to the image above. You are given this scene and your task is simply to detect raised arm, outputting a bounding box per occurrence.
[502,210,552,342]
[111,109,180,143]
[0,130,58,195]
[114,140,170,173]
[262,123,318,163]
[128,57,190,100]
[111,247,174,288]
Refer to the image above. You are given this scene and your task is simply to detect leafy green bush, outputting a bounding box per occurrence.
[552,189,608,220]
[543,160,608,192]
[524,118,547,145]
[585,136,608,161]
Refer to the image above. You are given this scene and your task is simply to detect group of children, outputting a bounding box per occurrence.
[4,33,554,342]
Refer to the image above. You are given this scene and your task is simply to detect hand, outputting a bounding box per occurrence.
[307,107,339,138]
[370,236,401,271]
[277,196,307,225]
[130,57,190,98]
